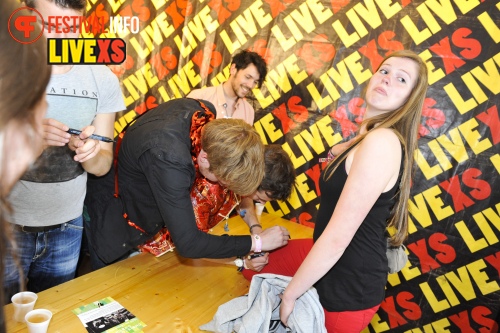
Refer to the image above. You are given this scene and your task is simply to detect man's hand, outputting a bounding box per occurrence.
[42,118,70,147]
[244,252,269,272]
[257,226,290,252]
[68,125,101,163]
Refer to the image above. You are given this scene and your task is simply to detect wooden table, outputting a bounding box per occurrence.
[4,213,312,332]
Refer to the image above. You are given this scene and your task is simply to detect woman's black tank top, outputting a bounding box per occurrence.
[313,146,403,311]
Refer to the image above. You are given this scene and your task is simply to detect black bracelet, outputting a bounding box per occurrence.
[249,224,263,233]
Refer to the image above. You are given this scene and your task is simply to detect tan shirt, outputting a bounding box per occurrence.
[187,85,255,125]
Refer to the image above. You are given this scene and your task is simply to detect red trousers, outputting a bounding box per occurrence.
[242,239,379,333]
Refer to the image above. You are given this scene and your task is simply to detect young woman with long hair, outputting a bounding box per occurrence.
[0,1,51,330]
[243,50,428,332]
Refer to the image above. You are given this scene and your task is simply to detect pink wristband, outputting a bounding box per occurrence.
[253,234,262,253]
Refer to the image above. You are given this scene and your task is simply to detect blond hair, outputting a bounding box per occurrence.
[324,50,428,246]
[202,119,265,196]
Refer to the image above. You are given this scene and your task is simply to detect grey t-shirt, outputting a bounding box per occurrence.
[9,65,124,226]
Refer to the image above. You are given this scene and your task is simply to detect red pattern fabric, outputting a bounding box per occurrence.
[191,177,240,232]
[189,108,214,170]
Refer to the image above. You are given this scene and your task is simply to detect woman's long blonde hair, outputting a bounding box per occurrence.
[323,50,428,246]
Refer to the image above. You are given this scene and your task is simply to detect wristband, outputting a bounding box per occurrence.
[319,148,336,163]
[327,148,336,161]
[253,234,262,253]
[249,224,262,234]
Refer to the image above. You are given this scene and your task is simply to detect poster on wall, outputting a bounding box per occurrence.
[81,0,499,331]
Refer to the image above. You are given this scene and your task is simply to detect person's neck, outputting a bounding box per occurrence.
[360,108,375,134]
[360,116,384,134]
[51,64,74,75]
[222,81,238,103]
[363,107,376,121]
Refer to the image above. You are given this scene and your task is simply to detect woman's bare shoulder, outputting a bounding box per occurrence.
[361,128,401,152]
[351,128,402,167]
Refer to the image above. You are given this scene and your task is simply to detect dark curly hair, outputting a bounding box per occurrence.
[259,145,296,201]
[231,50,268,88]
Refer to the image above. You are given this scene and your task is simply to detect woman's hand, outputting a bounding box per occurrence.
[279,292,295,327]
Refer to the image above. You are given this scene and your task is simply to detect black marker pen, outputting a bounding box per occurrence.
[67,128,115,143]
[247,252,266,260]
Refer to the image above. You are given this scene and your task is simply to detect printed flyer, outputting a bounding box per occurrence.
[73,297,146,333]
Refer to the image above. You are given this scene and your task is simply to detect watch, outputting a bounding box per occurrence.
[234,257,244,272]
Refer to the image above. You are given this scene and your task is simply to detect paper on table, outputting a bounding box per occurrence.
[73,297,146,333]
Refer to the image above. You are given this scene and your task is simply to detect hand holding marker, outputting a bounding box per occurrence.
[67,128,116,143]
[248,252,266,260]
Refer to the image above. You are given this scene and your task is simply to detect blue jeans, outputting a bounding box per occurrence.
[3,216,83,303]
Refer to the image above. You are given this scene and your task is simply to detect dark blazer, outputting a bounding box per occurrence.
[86,98,251,263]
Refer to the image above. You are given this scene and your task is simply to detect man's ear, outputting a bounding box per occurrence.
[229,63,237,76]
[198,149,209,164]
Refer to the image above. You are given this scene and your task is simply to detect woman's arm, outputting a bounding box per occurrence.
[280,128,402,324]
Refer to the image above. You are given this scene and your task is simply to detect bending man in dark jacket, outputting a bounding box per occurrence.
[86,98,290,267]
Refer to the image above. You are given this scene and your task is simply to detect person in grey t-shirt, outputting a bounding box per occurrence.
[3,0,124,301]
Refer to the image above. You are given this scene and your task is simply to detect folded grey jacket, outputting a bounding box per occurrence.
[200,273,327,333]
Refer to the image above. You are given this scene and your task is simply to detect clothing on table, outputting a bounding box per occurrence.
[188,85,255,124]
[200,273,327,333]
[4,65,124,299]
[86,98,252,265]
